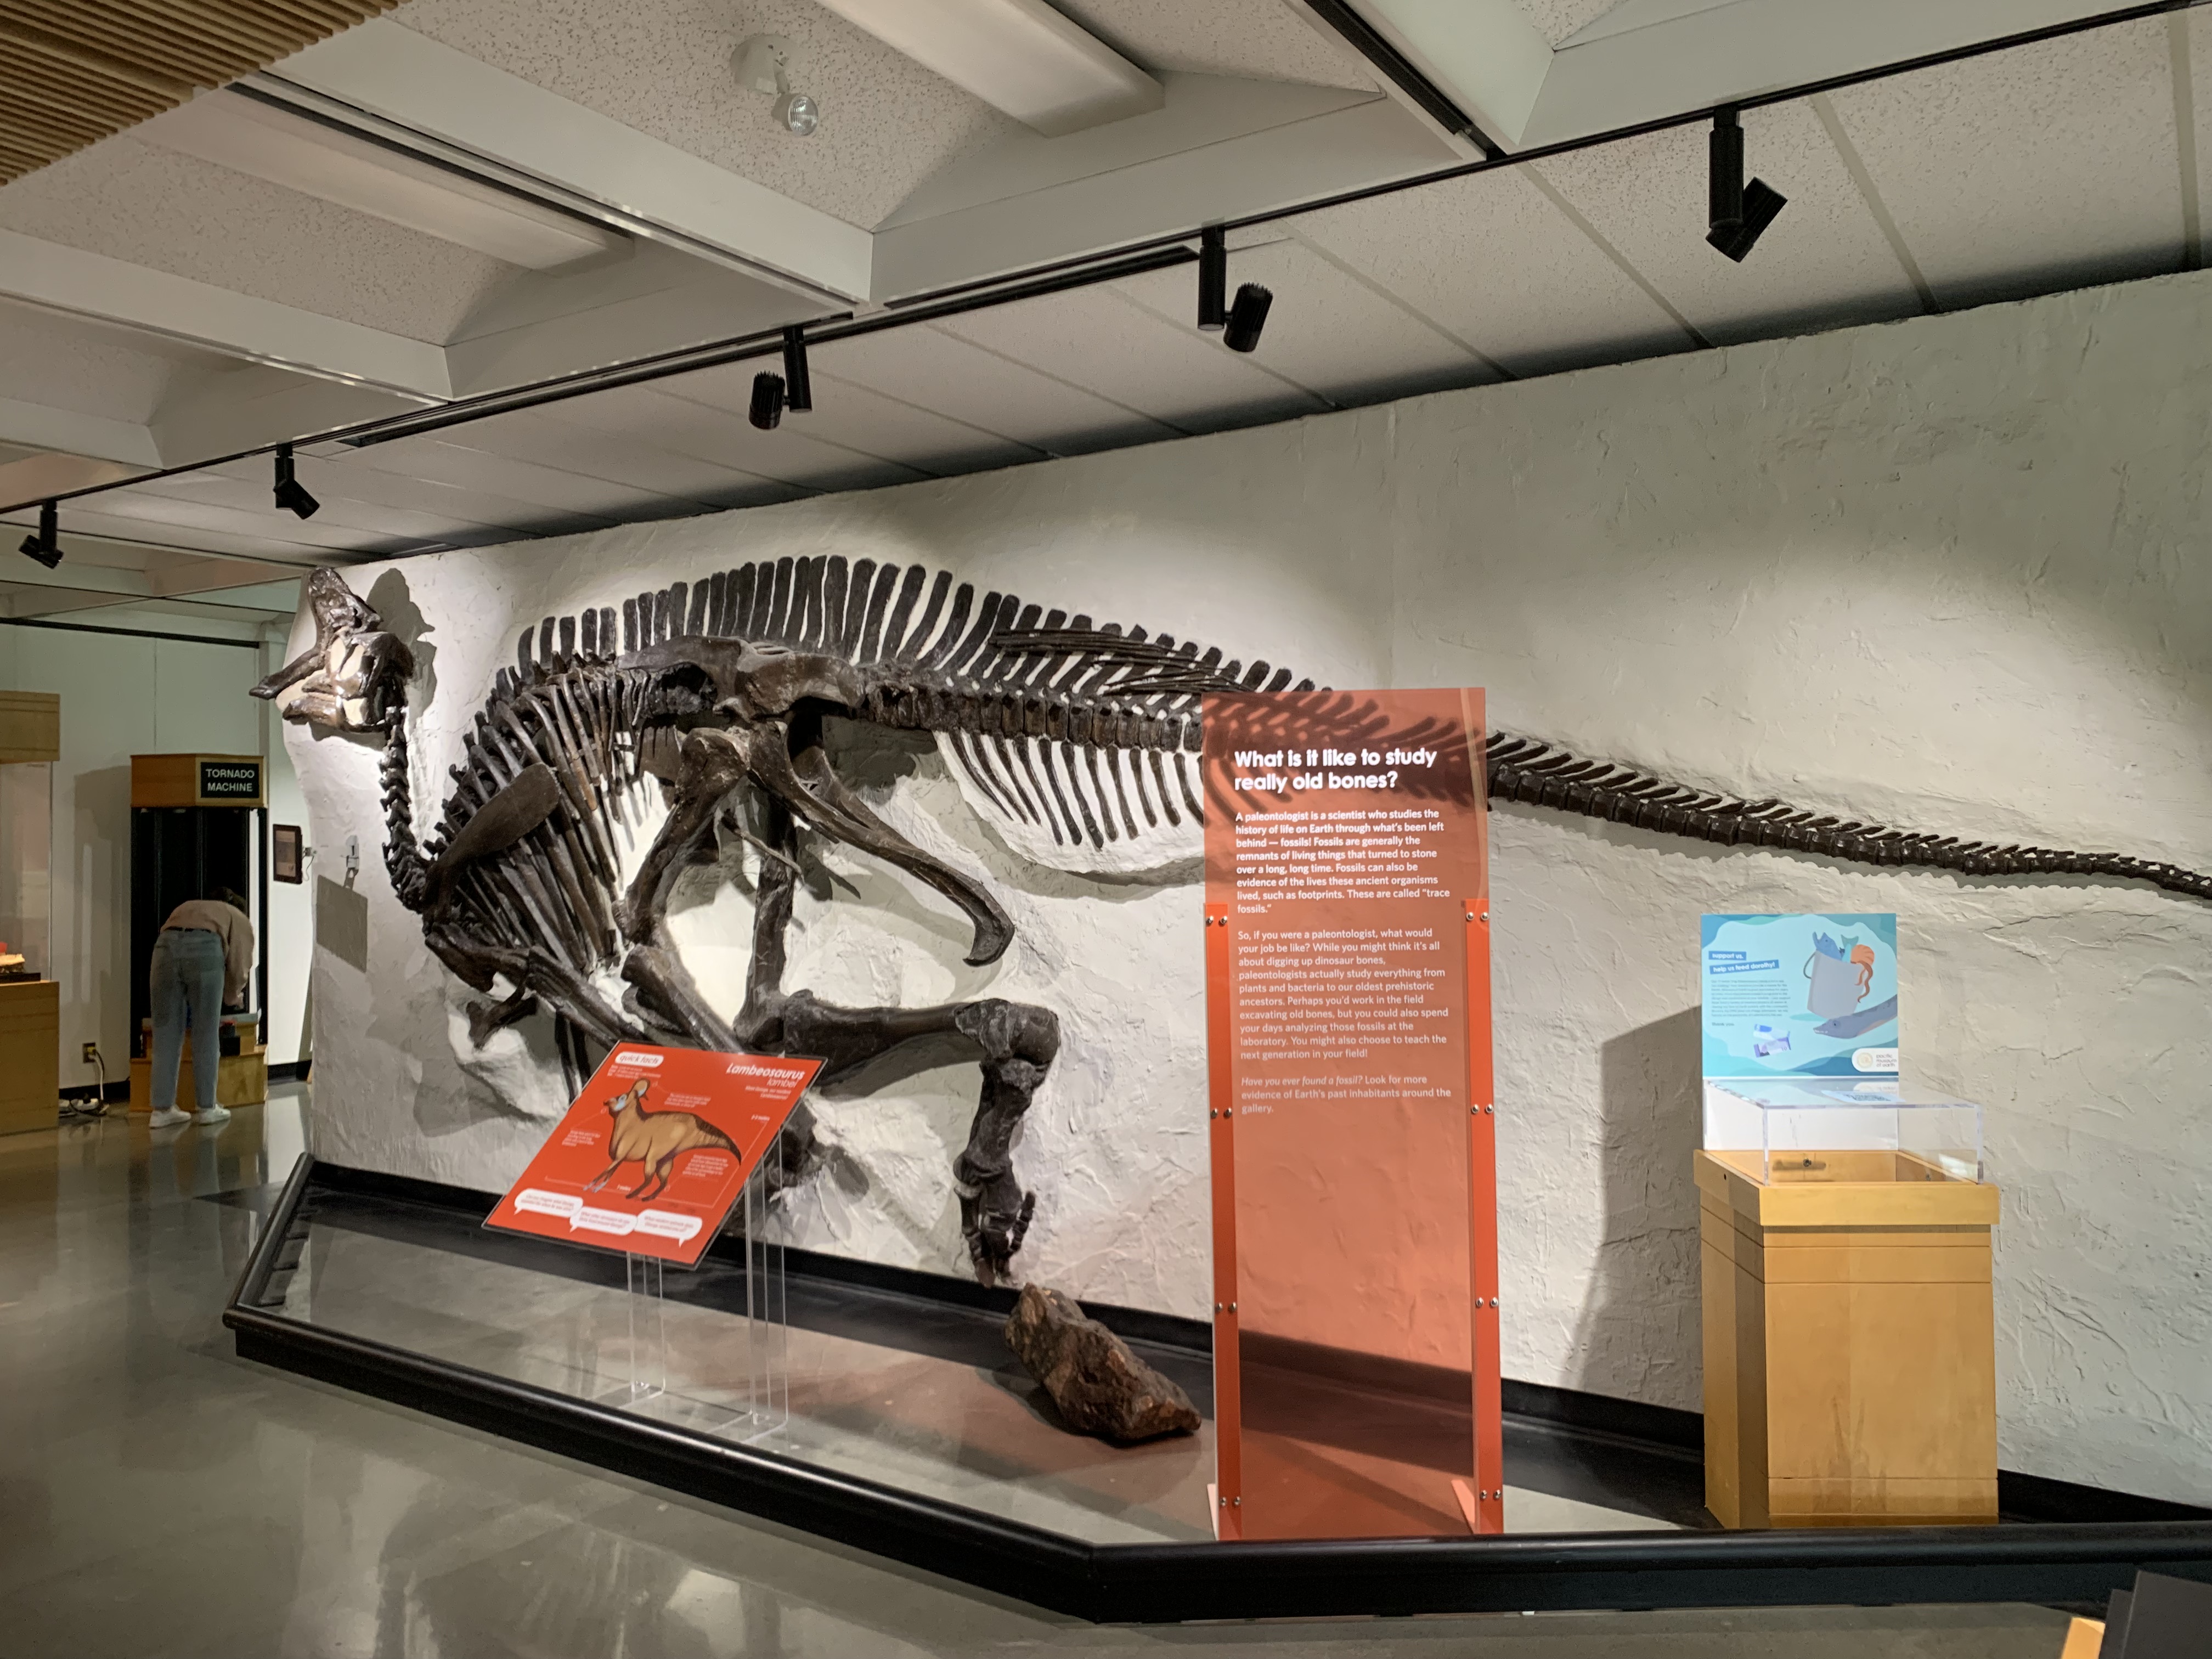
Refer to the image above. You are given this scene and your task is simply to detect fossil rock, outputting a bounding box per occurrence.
[1005,1283,1200,1443]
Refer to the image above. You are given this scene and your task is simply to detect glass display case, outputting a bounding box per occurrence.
[0,758,51,981]
[1702,1077,1983,1184]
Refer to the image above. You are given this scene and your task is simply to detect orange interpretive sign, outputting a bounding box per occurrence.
[485,1045,821,1268]
[1201,688,1500,1541]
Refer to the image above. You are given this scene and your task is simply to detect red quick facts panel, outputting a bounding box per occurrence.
[486,1045,821,1268]
[1201,688,1500,1541]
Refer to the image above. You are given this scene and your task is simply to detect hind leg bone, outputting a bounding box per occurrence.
[778,989,1060,1285]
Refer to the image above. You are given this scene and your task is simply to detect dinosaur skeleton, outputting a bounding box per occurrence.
[255,558,2210,1282]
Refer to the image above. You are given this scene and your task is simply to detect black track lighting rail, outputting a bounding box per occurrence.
[4,0,2204,526]
[1298,0,1504,157]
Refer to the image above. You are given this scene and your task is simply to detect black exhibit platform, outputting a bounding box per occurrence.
[224,1156,2212,1623]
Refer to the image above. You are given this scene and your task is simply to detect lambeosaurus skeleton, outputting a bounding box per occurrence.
[256,561,2211,1282]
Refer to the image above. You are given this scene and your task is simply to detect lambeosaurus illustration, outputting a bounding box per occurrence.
[255,561,2210,1283]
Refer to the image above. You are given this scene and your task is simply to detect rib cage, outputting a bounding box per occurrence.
[594,555,1311,859]
[396,552,2211,928]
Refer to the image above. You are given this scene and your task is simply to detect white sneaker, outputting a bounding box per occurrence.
[192,1105,231,1127]
[146,1107,190,1128]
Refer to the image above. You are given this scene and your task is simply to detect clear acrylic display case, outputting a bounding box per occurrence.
[1702,1077,1983,1184]
[0,759,52,979]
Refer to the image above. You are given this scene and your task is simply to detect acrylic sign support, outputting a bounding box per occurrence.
[592,1143,788,1444]
[1464,897,1503,1535]
[1204,904,1244,1541]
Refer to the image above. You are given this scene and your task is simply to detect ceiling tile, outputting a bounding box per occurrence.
[343,434,693,521]
[0,503,337,565]
[662,362,1042,476]
[1826,18,2185,311]
[1289,165,1695,378]
[1530,97,1922,347]
[1110,239,1499,407]
[131,467,521,548]
[238,449,622,540]
[933,285,1327,432]
[805,324,1181,456]
[439,403,805,506]
[66,486,404,556]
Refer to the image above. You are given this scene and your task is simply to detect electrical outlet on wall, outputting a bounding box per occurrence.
[81,1042,98,1064]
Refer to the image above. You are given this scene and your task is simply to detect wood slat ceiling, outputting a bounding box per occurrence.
[0,0,399,185]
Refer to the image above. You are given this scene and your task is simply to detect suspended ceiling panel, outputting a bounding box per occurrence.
[1526,97,1923,347]
[0,0,401,187]
[664,360,1041,479]
[1109,238,1501,409]
[448,402,807,511]
[804,324,1182,458]
[384,0,1019,230]
[532,382,924,500]
[1288,165,1697,379]
[932,284,1328,433]
[345,432,720,523]
[1826,16,2187,314]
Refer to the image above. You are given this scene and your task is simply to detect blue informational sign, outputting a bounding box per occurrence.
[1700,913,1898,1079]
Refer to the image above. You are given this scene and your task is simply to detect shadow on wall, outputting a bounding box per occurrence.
[366,568,435,720]
[1570,1006,1704,1413]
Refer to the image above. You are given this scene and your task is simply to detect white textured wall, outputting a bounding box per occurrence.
[294,268,2212,1503]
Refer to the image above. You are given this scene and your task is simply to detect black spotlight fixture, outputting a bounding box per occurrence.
[18,499,60,569]
[1223,283,1273,353]
[749,370,787,431]
[1197,223,1227,331]
[272,443,320,518]
[781,325,812,414]
[1707,108,1786,263]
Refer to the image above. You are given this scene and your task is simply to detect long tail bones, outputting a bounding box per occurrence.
[262,561,2212,1283]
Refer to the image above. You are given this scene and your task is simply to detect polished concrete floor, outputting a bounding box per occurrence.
[0,1090,2077,1658]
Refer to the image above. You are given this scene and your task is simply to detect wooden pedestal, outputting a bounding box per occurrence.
[1697,1148,1999,1528]
[0,978,58,1135]
[130,1017,267,1112]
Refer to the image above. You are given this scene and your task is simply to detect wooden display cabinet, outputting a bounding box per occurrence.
[1698,1146,2000,1528]
[0,691,58,1135]
[0,978,59,1135]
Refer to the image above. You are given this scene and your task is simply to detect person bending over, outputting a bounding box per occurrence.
[146,888,253,1130]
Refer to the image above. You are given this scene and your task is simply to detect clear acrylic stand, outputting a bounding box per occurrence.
[594,1139,787,1444]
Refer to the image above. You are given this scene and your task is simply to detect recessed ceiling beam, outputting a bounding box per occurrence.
[0,395,160,469]
[269,20,873,302]
[0,228,451,400]
[143,90,626,270]
[1330,0,1552,149]
[814,0,1163,137]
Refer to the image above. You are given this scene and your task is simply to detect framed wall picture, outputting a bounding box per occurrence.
[273,823,304,884]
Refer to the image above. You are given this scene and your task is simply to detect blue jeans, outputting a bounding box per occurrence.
[150,929,225,1111]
